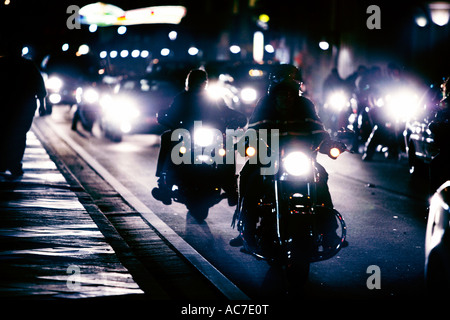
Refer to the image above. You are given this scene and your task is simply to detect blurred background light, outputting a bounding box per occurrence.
[168,30,178,40]
[188,47,199,56]
[131,49,140,58]
[117,26,127,35]
[160,48,170,56]
[265,44,275,53]
[319,41,330,50]
[77,44,90,55]
[89,24,98,32]
[229,45,241,54]
[429,2,450,26]
[258,14,270,23]
[253,31,264,63]
[415,16,428,27]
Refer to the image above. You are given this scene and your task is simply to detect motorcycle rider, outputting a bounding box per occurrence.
[152,68,247,205]
[362,63,408,161]
[230,64,346,248]
[429,76,450,194]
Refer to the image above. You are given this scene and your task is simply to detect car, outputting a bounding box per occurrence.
[41,53,101,113]
[98,75,181,142]
[425,180,450,296]
[404,83,442,175]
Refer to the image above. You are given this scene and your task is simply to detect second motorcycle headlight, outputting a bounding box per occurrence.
[283,151,312,176]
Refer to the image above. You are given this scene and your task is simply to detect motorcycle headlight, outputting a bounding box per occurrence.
[207,83,227,100]
[386,90,419,121]
[83,88,99,104]
[194,127,215,147]
[328,91,348,111]
[283,152,312,176]
[241,87,257,103]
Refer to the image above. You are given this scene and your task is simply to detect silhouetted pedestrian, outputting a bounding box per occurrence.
[0,40,47,177]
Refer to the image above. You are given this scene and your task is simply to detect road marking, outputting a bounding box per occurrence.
[41,119,249,300]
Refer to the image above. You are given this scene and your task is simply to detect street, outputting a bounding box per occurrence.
[32,105,429,300]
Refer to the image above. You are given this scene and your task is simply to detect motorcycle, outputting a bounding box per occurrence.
[157,121,237,220]
[363,87,420,160]
[321,89,356,137]
[233,124,348,290]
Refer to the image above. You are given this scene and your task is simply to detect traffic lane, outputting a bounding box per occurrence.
[46,108,428,298]
[46,108,280,298]
[307,155,427,298]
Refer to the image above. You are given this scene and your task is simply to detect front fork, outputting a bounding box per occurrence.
[274,178,318,263]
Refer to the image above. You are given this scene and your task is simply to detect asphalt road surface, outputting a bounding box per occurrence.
[34,105,430,300]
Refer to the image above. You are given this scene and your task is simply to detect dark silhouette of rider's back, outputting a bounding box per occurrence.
[159,69,245,131]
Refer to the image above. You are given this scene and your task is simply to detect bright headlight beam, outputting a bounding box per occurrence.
[194,128,215,147]
[46,77,63,91]
[387,90,419,121]
[241,87,257,103]
[84,88,99,103]
[283,152,311,176]
[328,91,347,111]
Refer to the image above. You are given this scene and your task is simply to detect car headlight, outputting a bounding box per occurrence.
[46,76,63,91]
[105,98,140,122]
[49,93,62,104]
[83,88,99,104]
[194,127,216,147]
[241,87,257,103]
[283,151,312,176]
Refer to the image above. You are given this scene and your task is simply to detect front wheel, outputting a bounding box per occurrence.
[186,200,209,221]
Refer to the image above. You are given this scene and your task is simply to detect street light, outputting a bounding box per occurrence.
[265,44,274,53]
[161,48,170,56]
[168,31,177,40]
[188,47,199,56]
[131,50,140,58]
[229,45,241,54]
[253,31,264,63]
[89,24,98,32]
[117,26,127,35]
[319,41,330,50]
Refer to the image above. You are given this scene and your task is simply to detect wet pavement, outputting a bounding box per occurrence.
[0,131,144,299]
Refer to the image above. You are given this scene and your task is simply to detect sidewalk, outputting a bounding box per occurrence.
[0,130,144,299]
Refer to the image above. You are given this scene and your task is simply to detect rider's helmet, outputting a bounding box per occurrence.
[267,64,302,95]
[185,69,208,91]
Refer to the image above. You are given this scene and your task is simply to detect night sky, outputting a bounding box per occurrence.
[1,0,448,81]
